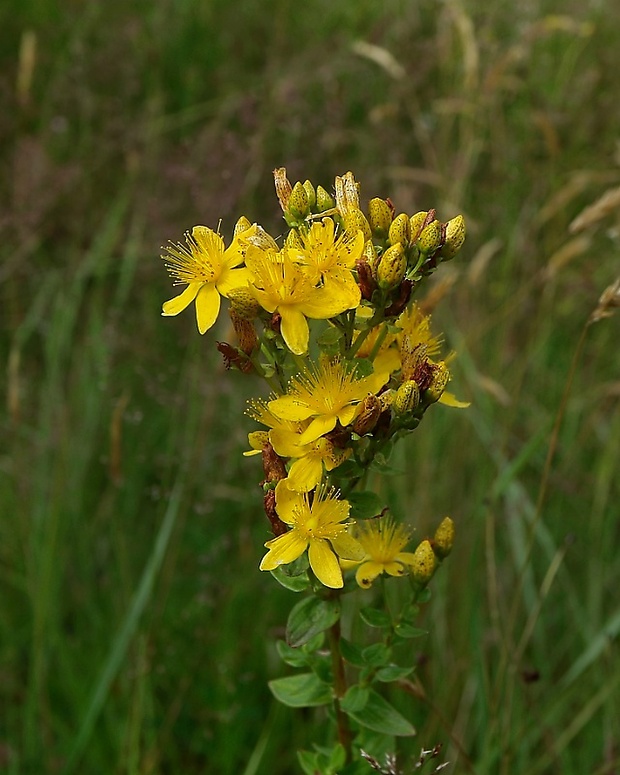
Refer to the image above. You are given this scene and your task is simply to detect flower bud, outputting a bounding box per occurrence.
[303,180,316,209]
[356,258,376,301]
[440,215,466,260]
[343,208,372,243]
[288,181,310,220]
[416,219,443,254]
[315,185,335,212]
[273,167,292,212]
[388,213,411,247]
[284,229,303,250]
[228,287,261,320]
[425,361,450,403]
[368,197,393,237]
[230,308,258,355]
[432,517,455,559]
[409,211,429,242]
[410,539,437,585]
[352,393,382,435]
[393,380,421,415]
[335,171,360,215]
[378,389,395,412]
[233,215,253,237]
[377,243,407,290]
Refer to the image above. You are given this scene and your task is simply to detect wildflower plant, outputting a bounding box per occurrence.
[161,168,467,773]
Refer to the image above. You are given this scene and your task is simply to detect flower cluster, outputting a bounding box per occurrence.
[161,168,466,589]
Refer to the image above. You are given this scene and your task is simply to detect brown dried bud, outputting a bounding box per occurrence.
[352,393,382,435]
[262,442,287,483]
[401,341,428,382]
[230,308,258,356]
[273,167,292,212]
[356,258,376,301]
[264,488,288,537]
[216,342,254,373]
[384,279,413,317]
[425,361,450,403]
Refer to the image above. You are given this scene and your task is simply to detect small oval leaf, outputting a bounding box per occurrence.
[345,689,416,736]
[269,673,332,708]
[286,596,341,648]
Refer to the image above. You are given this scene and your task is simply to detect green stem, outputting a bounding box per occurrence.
[327,612,353,762]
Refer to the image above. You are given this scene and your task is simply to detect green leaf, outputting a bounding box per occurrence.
[375,665,414,682]
[340,684,369,713]
[352,358,374,378]
[417,587,432,603]
[317,326,344,346]
[340,637,366,667]
[270,564,310,592]
[360,606,392,628]
[394,623,427,639]
[297,750,320,775]
[329,743,347,770]
[362,643,392,667]
[312,654,333,684]
[276,639,308,668]
[286,596,340,648]
[345,689,416,736]
[269,673,332,708]
[348,492,385,520]
[302,632,325,653]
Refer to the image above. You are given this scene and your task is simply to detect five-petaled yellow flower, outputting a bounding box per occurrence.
[245,246,357,355]
[348,516,417,589]
[259,482,365,588]
[162,225,251,334]
[268,358,389,445]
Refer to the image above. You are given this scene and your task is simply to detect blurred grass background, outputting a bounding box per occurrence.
[2,0,620,773]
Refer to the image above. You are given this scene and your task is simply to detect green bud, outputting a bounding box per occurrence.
[316,185,335,212]
[409,211,429,242]
[288,181,310,219]
[432,517,455,559]
[343,207,372,243]
[417,219,443,254]
[388,213,411,247]
[303,180,316,209]
[378,389,396,412]
[440,215,466,260]
[410,539,437,585]
[376,243,407,290]
[284,230,303,250]
[367,197,393,237]
[393,380,421,415]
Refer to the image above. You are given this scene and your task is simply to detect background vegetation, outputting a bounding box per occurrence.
[1,0,619,772]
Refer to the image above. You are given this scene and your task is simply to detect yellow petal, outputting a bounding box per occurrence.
[329,531,365,561]
[308,539,343,588]
[162,282,201,316]
[269,428,308,458]
[355,561,384,588]
[336,404,359,428]
[383,561,407,577]
[298,415,338,445]
[269,395,314,423]
[195,283,221,334]
[279,307,310,355]
[260,530,308,570]
[274,481,303,525]
[286,455,323,493]
[439,391,471,408]
[217,266,251,297]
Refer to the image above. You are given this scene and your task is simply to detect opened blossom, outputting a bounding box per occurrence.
[347,516,418,589]
[162,225,251,334]
[259,482,365,588]
[246,247,357,355]
[268,358,389,445]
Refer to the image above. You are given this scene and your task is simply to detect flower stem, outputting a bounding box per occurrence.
[327,609,353,762]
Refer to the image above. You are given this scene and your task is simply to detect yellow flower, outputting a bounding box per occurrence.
[268,358,389,445]
[298,217,363,308]
[259,482,365,588]
[350,516,417,589]
[245,247,354,355]
[162,225,251,334]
